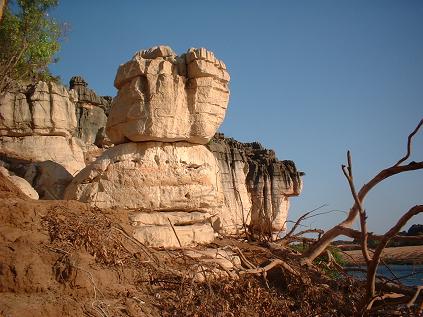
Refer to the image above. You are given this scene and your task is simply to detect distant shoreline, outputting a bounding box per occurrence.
[341,245,423,266]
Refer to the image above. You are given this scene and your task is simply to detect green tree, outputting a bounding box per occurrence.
[0,0,62,93]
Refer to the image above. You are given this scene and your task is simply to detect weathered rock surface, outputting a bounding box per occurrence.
[133,223,215,248]
[208,133,303,233]
[0,78,116,200]
[29,161,74,200]
[0,81,77,138]
[206,136,251,234]
[129,211,212,226]
[64,141,224,211]
[0,157,74,200]
[106,45,230,145]
[70,76,112,147]
[0,81,87,178]
[0,166,38,199]
[0,135,85,176]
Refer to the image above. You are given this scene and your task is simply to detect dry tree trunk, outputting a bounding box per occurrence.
[301,119,423,266]
[0,0,6,23]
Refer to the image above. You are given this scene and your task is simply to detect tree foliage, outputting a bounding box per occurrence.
[0,0,62,93]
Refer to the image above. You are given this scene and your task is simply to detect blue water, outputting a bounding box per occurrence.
[346,264,423,287]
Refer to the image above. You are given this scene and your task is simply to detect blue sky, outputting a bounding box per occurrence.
[50,0,423,234]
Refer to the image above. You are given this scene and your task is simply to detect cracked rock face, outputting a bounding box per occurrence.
[208,133,303,233]
[106,45,230,145]
[70,76,112,147]
[0,81,78,138]
[64,141,224,211]
[0,82,86,175]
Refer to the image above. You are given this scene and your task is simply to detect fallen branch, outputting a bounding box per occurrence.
[240,258,300,278]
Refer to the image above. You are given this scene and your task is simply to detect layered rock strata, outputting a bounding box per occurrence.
[70,76,112,147]
[64,141,223,211]
[66,46,230,248]
[0,82,85,175]
[106,46,230,145]
[65,141,224,248]
[208,133,303,233]
[0,78,112,199]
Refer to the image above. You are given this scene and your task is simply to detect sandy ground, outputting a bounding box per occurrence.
[342,245,423,265]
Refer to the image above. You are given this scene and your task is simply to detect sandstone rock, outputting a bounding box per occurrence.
[30,161,73,200]
[0,136,85,175]
[132,223,215,248]
[0,166,38,199]
[0,157,74,200]
[208,133,303,233]
[0,81,77,138]
[64,141,224,211]
[0,81,86,178]
[106,45,230,145]
[129,211,212,226]
[70,76,112,146]
[207,137,251,234]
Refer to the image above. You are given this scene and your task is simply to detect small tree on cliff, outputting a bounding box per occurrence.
[0,0,62,93]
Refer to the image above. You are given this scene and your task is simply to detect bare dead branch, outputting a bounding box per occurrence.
[302,119,423,266]
[240,258,301,278]
[395,119,423,166]
[366,293,405,311]
[366,205,423,297]
[168,218,183,248]
[224,246,256,270]
[282,204,327,240]
[407,285,423,308]
[338,227,423,244]
[341,151,371,264]
[292,229,324,238]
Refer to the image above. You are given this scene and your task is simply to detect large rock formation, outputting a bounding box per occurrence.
[66,46,230,247]
[70,76,112,147]
[208,133,303,233]
[106,46,230,145]
[64,141,224,248]
[64,45,303,247]
[0,82,85,175]
[0,81,77,138]
[64,141,223,211]
[0,78,112,199]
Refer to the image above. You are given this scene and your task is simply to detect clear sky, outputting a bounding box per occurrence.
[49,0,423,234]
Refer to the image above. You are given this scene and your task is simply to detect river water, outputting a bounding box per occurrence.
[346,264,423,287]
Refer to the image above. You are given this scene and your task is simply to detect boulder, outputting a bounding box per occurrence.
[0,166,38,199]
[29,161,74,200]
[106,45,230,145]
[64,141,224,211]
[0,136,85,176]
[0,81,87,180]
